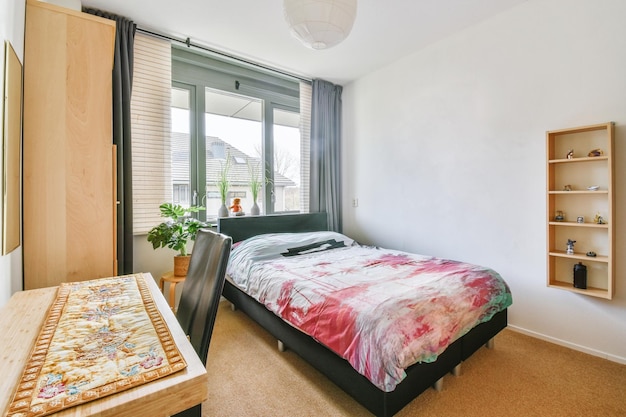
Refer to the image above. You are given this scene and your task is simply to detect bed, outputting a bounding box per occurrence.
[217,213,511,417]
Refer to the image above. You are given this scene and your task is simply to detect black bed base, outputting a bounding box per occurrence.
[222,279,507,417]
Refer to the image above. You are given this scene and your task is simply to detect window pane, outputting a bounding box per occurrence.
[204,88,262,217]
[273,108,301,212]
[171,87,192,208]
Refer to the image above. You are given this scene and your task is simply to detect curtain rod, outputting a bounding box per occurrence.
[136,27,311,84]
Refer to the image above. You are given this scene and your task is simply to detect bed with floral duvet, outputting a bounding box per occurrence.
[218,213,512,417]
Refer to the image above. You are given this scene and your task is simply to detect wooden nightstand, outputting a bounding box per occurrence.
[159,271,187,311]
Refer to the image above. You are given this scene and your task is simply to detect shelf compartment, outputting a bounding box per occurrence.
[546,123,612,161]
[549,186,609,224]
[547,255,611,299]
[549,226,609,259]
[550,159,608,192]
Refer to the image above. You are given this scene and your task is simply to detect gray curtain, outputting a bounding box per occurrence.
[310,79,343,232]
[84,8,136,274]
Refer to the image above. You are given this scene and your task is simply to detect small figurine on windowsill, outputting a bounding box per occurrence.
[229,198,245,216]
[566,149,574,159]
[566,239,576,255]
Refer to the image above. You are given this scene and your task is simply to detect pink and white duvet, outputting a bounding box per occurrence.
[227,231,512,392]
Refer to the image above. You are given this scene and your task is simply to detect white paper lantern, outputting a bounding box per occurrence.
[283,0,357,50]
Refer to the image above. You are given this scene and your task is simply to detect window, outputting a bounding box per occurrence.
[273,107,301,212]
[171,86,192,207]
[171,46,308,220]
[173,184,190,205]
[131,39,311,234]
[203,88,263,217]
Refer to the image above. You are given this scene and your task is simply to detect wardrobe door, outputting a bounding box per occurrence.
[23,0,116,289]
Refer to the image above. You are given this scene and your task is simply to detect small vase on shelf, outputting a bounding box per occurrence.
[250,202,260,215]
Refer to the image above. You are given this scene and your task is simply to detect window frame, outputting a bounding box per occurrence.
[172,46,301,221]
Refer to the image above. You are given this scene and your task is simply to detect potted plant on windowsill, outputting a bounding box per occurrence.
[147,203,207,276]
[248,159,262,215]
[217,155,231,218]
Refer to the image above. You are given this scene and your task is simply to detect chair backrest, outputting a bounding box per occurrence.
[176,228,232,365]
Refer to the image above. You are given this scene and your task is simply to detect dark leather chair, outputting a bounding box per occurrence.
[173,228,232,417]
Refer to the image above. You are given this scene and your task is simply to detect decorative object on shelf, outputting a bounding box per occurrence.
[586,251,597,257]
[566,239,576,255]
[554,210,565,221]
[147,203,207,276]
[229,198,244,216]
[587,185,599,191]
[217,154,232,218]
[283,0,357,50]
[563,184,572,191]
[576,216,584,223]
[566,149,574,159]
[593,213,605,224]
[588,148,603,157]
[573,262,587,289]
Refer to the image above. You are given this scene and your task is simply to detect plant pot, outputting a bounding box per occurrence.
[174,255,191,277]
[218,203,229,218]
[250,202,260,215]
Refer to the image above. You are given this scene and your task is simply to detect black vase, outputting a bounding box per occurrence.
[573,262,587,289]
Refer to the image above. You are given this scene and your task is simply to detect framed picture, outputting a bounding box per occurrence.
[2,41,22,255]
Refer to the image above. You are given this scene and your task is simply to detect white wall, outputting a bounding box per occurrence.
[134,235,180,282]
[342,0,626,363]
[0,0,26,306]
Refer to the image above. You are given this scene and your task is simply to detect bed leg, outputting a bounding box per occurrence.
[486,338,495,349]
[452,364,462,376]
[277,340,286,352]
[230,303,237,312]
[433,377,444,392]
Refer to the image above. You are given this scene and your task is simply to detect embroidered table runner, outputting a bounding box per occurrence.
[6,274,187,417]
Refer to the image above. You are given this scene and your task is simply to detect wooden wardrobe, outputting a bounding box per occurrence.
[23,0,117,289]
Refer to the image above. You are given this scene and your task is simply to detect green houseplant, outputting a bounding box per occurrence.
[247,159,262,215]
[217,156,231,217]
[147,203,207,276]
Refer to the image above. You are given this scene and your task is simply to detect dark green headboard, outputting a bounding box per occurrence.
[217,212,328,243]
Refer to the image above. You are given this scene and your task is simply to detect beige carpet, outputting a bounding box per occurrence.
[203,301,626,417]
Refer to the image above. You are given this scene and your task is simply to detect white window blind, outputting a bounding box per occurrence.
[299,81,311,213]
[131,33,172,234]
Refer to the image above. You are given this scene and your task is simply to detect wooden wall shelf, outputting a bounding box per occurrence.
[546,122,615,300]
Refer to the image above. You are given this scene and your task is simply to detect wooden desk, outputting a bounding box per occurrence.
[0,273,208,417]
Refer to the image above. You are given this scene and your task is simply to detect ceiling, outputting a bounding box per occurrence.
[80,0,527,85]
